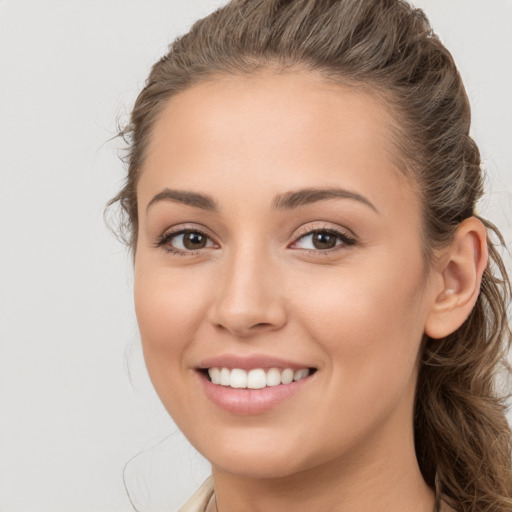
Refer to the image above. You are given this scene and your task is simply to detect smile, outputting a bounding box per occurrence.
[197,357,317,414]
[207,367,312,389]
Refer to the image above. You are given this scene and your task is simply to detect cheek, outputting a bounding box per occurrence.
[293,250,428,386]
[133,264,207,377]
[284,256,428,459]
[133,264,217,429]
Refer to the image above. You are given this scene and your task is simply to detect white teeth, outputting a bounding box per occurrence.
[209,367,220,384]
[266,368,281,387]
[247,369,266,389]
[220,367,231,386]
[294,368,310,381]
[207,367,312,389]
[281,368,294,385]
[230,369,247,388]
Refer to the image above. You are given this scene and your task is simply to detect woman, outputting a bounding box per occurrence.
[109,0,512,510]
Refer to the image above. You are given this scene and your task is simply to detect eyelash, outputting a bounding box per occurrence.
[290,227,356,255]
[155,226,357,256]
[155,228,215,256]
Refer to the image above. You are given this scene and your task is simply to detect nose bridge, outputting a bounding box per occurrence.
[208,240,286,336]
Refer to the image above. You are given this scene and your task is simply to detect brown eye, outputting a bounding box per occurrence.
[311,231,338,250]
[182,231,207,250]
[292,228,356,252]
[158,229,216,253]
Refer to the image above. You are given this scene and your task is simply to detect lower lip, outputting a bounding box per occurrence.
[198,372,314,415]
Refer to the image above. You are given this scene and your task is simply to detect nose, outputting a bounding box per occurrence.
[207,249,287,338]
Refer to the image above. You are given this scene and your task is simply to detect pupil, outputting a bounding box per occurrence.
[313,231,336,250]
[184,232,206,250]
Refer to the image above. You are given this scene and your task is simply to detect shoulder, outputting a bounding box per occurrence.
[178,476,214,512]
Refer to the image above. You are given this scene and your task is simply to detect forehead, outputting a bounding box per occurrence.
[138,71,417,218]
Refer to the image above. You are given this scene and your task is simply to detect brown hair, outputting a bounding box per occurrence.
[108,1,512,510]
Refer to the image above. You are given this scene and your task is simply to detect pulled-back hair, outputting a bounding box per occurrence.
[108,1,512,509]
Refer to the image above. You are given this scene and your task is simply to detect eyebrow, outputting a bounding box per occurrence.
[272,187,378,213]
[146,188,218,212]
[146,186,378,214]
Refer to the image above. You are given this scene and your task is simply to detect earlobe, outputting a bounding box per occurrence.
[424,217,488,340]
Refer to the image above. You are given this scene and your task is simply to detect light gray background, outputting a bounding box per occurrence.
[1,1,511,511]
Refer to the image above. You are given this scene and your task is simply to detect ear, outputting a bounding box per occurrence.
[424,217,488,339]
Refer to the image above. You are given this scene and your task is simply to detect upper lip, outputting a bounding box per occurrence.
[197,354,315,371]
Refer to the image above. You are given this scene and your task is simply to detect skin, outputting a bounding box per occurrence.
[134,71,484,511]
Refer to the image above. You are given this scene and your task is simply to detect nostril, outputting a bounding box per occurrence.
[251,322,273,330]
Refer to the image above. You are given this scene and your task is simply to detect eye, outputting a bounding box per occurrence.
[156,229,216,254]
[292,228,356,252]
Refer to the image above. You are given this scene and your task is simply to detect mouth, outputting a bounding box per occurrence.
[200,367,317,390]
[196,355,318,414]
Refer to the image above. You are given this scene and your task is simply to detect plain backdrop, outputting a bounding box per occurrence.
[0,1,511,511]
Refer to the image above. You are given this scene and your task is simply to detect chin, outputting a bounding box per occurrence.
[194,431,323,480]
[211,453,310,480]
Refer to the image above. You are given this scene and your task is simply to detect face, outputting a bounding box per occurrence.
[134,72,438,479]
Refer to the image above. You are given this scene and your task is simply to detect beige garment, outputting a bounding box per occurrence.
[178,476,214,512]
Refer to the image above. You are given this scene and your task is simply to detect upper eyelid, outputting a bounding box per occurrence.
[160,223,217,239]
[291,222,356,240]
